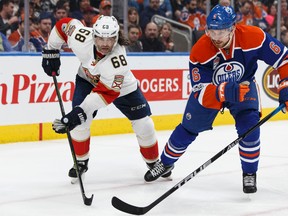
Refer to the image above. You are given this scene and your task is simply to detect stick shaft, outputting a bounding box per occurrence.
[52,75,93,205]
[112,104,284,214]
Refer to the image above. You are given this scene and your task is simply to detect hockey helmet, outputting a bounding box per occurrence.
[92,15,119,39]
[206,4,236,30]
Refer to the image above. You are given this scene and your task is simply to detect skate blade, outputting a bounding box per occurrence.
[144,175,173,184]
[161,175,173,181]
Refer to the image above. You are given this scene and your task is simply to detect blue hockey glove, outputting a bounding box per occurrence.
[52,106,87,134]
[216,81,250,103]
[42,48,61,76]
[278,80,288,113]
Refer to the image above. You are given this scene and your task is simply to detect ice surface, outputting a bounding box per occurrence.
[0,121,288,216]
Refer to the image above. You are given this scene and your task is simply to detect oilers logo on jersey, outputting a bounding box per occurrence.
[212,61,244,85]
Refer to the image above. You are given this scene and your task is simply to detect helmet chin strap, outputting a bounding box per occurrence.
[112,34,119,50]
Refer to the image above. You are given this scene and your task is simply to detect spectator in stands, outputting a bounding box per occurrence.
[62,0,70,13]
[128,7,140,25]
[51,0,69,28]
[139,0,166,32]
[211,0,220,8]
[30,12,52,51]
[281,0,288,18]
[8,14,39,52]
[27,0,57,23]
[143,0,173,19]
[219,0,230,6]
[236,0,262,26]
[234,0,245,13]
[281,29,288,47]
[268,14,288,38]
[0,31,12,51]
[12,0,19,14]
[70,0,94,25]
[89,0,102,9]
[265,2,277,28]
[126,24,143,52]
[30,0,56,13]
[179,0,206,31]
[280,16,288,32]
[16,0,40,28]
[92,0,112,24]
[178,0,195,22]
[0,0,18,37]
[69,0,79,12]
[283,16,288,31]
[83,6,97,27]
[128,0,145,14]
[197,0,207,13]
[170,0,185,21]
[140,21,165,52]
[159,22,174,52]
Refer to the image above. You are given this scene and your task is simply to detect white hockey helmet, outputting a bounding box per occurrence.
[92,15,119,39]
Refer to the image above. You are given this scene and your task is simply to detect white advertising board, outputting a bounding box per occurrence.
[0,53,279,126]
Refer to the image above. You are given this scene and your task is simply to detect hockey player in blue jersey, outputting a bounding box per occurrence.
[145,4,288,193]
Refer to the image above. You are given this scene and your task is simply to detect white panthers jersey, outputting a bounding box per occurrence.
[47,18,138,114]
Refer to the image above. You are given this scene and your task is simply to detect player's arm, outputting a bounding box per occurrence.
[190,64,250,110]
[42,18,84,77]
[52,81,121,133]
[81,80,121,115]
[277,58,288,113]
[47,17,76,50]
[259,32,288,112]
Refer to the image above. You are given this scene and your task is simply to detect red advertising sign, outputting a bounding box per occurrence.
[132,69,191,101]
[0,70,191,106]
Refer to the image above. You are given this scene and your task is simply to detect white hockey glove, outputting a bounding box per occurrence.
[52,106,87,133]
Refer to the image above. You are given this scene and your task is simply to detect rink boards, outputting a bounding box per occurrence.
[0,53,285,143]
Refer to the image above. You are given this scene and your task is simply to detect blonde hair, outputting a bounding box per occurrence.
[159,23,173,42]
[128,7,139,25]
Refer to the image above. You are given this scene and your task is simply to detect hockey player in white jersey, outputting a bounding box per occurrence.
[42,15,167,183]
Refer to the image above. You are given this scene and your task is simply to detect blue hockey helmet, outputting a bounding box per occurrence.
[206,4,236,30]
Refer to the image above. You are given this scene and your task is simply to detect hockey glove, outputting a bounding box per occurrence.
[278,80,288,113]
[216,81,250,103]
[52,106,87,134]
[42,48,61,76]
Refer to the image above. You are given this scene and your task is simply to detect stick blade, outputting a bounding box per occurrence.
[84,194,94,206]
[111,196,149,215]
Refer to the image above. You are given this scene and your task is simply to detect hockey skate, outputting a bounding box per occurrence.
[243,173,257,193]
[145,160,174,182]
[68,159,89,184]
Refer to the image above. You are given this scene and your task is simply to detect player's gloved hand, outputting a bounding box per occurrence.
[278,80,288,113]
[52,106,87,134]
[42,48,61,76]
[216,81,250,103]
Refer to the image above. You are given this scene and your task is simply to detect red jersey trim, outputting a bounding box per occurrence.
[55,18,74,43]
[91,81,120,104]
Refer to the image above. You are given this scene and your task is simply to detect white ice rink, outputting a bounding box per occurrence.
[1,120,288,216]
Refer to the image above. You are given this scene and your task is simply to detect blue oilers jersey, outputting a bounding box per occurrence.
[189,24,288,88]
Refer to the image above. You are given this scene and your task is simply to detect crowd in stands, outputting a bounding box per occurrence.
[0,0,288,52]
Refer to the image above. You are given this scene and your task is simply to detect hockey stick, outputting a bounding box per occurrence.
[52,73,94,206]
[111,104,285,215]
